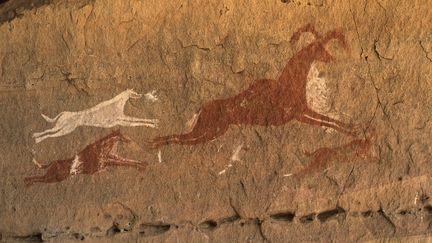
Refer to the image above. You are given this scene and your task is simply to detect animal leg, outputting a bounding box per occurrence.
[149,125,228,149]
[24,176,44,186]
[35,133,58,144]
[24,174,61,186]
[33,127,61,138]
[33,122,79,143]
[105,157,147,172]
[109,153,144,164]
[119,116,159,124]
[296,109,358,136]
[115,120,158,128]
[34,126,77,143]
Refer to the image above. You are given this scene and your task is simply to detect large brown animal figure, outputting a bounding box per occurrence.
[148,24,357,148]
[25,130,146,186]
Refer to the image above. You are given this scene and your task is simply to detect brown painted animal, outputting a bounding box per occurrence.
[25,130,146,186]
[148,24,357,148]
[294,130,376,177]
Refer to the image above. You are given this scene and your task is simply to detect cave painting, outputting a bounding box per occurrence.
[25,130,146,186]
[148,24,358,149]
[26,24,376,186]
[33,89,159,143]
[294,130,376,177]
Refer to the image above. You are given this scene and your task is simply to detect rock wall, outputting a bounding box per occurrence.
[0,0,431,242]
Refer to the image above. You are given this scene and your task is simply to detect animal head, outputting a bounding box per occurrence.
[124,88,143,99]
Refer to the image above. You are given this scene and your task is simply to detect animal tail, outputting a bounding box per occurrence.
[32,158,50,169]
[41,112,63,123]
[185,109,201,132]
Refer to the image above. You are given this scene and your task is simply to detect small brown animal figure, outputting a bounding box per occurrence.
[25,130,146,186]
[148,24,357,148]
[295,130,376,177]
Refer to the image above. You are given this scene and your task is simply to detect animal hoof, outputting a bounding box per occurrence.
[150,119,160,128]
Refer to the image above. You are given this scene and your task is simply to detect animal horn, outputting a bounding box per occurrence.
[290,24,322,45]
[320,28,348,50]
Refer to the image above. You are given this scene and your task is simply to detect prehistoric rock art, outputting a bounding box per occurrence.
[306,62,345,134]
[148,24,357,148]
[33,89,159,143]
[25,130,146,186]
[294,130,376,177]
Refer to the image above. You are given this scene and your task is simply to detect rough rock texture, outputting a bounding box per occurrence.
[0,0,432,242]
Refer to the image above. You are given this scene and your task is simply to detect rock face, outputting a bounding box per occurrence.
[1,0,431,242]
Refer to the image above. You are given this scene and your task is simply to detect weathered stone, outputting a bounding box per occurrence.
[1,0,431,241]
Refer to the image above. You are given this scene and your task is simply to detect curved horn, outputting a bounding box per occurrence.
[320,29,348,50]
[290,24,322,45]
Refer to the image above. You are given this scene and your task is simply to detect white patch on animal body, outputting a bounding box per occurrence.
[306,63,344,133]
[33,89,159,143]
[70,155,82,175]
[283,173,293,177]
[218,143,244,176]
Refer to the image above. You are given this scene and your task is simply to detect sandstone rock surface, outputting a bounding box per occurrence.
[0,0,431,242]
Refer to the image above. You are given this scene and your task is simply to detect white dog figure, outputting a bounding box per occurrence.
[33,89,159,143]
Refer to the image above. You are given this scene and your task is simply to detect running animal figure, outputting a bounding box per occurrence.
[33,89,159,143]
[294,130,376,177]
[148,24,357,148]
[25,130,146,186]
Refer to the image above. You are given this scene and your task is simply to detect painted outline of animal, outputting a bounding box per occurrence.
[25,130,146,186]
[33,89,159,143]
[148,24,357,148]
[294,130,376,177]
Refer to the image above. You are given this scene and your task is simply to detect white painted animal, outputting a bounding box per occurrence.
[33,89,159,143]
